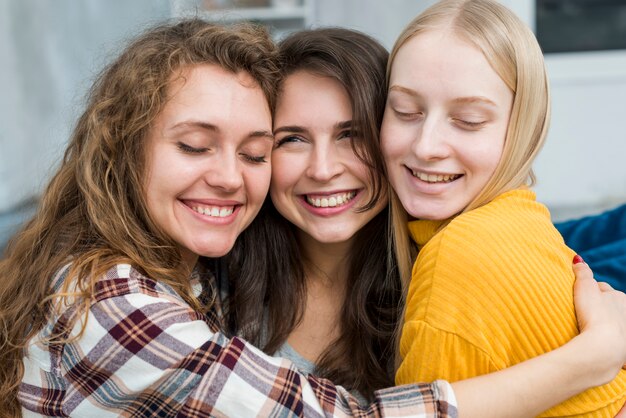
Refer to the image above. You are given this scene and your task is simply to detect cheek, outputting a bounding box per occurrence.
[270,153,304,193]
[245,167,271,204]
[380,123,406,161]
[466,138,504,178]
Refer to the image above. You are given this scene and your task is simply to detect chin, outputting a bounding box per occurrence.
[315,231,358,245]
[192,241,236,258]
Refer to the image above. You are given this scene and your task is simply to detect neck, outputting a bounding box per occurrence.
[296,231,352,291]
[180,248,199,273]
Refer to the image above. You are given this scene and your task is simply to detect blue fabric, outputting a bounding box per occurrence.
[555,203,626,292]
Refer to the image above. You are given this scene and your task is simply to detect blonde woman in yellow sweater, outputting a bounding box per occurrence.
[381,0,626,416]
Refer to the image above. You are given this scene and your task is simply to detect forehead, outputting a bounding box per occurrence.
[161,64,271,127]
[276,71,351,119]
[391,29,511,102]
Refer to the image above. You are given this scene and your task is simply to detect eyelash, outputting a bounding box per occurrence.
[338,130,353,140]
[242,154,267,164]
[455,119,486,129]
[275,131,353,148]
[177,142,208,154]
[178,142,267,163]
[393,109,423,120]
[275,135,303,148]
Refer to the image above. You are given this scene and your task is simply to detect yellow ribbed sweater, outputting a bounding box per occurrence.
[396,189,626,417]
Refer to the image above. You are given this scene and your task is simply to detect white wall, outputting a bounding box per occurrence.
[0,0,170,213]
[536,51,626,216]
[313,0,436,49]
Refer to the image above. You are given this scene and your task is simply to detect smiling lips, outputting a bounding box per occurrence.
[305,191,357,208]
[411,169,462,184]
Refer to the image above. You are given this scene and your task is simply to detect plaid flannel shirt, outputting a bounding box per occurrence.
[19,263,457,417]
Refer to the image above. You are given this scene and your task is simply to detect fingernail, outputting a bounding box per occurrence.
[573,255,584,264]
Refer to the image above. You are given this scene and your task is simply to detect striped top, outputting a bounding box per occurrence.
[396,189,626,417]
[20,263,457,417]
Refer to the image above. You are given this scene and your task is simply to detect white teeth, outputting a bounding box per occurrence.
[306,191,356,208]
[191,205,234,218]
[411,170,459,183]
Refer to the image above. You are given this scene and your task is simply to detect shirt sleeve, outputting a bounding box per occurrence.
[48,281,458,417]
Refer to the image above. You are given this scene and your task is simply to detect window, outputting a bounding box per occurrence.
[536,0,626,53]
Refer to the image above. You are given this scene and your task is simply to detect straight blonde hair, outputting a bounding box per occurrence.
[388,0,551,286]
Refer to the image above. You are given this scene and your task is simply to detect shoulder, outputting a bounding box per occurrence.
[409,189,573,319]
[92,263,192,308]
[449,189,549,239]
[425,189,559,261]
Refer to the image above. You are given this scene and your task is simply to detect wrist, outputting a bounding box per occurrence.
[567,331,621,387]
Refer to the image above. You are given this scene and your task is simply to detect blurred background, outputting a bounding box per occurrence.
[1,0,626,251]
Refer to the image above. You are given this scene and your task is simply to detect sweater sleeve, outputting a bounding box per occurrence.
[396,318,498,385]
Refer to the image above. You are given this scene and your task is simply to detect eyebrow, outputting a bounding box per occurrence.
[273,120,352,136]
[170,120,218,132]
[389,85,497,107]
[451,96,497,107]
[335,120,352,130]
[250,130,275,141]
[170,120,273,140]
[273,125,307,135]
[388,85,420,97]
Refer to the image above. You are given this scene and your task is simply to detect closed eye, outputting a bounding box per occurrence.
[393,109,423,120]
[177,142,208,154]
[454,119,487,130]
[241,154,267,164]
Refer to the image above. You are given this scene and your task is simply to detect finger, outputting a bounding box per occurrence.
[598,282,614,292]
[572,258,596,290]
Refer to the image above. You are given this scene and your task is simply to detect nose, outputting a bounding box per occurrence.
[412,116,450,161]
[305,140,344,182]
[204,152,243,192]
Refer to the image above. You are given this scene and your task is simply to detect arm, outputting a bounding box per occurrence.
[41,269,456,417]
[452,261,626,418]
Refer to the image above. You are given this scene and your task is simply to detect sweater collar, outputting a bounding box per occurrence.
[407,188,536,248]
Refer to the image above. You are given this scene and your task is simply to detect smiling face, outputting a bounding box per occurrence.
[270,70,385,246]
[381,29,514,221]
[144,64,273,267]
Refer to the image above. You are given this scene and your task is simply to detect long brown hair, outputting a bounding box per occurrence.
[0,19,278,416]
[226,28,400,399]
